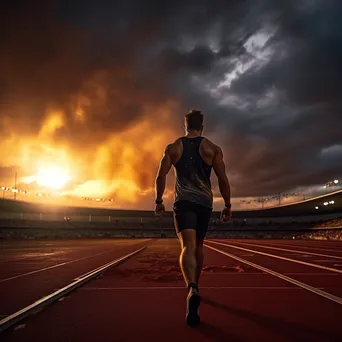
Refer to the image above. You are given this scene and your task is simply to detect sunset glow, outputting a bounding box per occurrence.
[36,166,71,190]
[1,101,178,208]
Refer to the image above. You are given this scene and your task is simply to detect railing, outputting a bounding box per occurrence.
[0,211,341,225]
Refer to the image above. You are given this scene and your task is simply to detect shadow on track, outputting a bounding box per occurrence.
[202,298,342,342]
[196,322,244,342]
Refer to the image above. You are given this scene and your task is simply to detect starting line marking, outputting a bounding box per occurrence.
[205,243,342,305]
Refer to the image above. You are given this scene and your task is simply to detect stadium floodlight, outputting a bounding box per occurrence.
[329,200,335,204]
[315,206,319,209]
[324,202,329,206]
[334,180,339,184]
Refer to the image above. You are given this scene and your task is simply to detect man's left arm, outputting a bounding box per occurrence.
[155,144,172,203]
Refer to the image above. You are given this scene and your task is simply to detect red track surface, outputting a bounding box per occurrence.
[0,239,150,315]
[1,238,342,342]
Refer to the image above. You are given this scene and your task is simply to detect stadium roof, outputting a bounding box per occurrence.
[231,189,342,218]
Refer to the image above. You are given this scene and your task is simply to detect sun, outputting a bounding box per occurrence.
[36,166,70,190]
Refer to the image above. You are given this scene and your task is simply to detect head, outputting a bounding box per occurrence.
[184,109,204,135]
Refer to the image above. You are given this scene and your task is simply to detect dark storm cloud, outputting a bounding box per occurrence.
[1,0,341,197]
[218,0,342,195]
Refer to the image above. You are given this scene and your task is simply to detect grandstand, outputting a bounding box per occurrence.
[0,190,341,240]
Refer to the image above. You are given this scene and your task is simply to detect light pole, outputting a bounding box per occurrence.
[13,172,17,200]
[277,192,281,206]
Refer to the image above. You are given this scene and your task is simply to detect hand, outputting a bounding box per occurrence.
[221,207,232,222]
[155,203,166,217]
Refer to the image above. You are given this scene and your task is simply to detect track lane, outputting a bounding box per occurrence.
[2,239,342,342]
[221,240,342,262]
[0,239,147,277]
[249,240,342,253]
[208,240,342,298]
[0,239,150,316]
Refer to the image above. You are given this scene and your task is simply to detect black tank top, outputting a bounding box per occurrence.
[174,137,213,208]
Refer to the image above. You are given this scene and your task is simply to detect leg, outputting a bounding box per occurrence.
[195,239,204,285]
[178,229,201,327]
[173,201,198,288]
[178,229,197,286]
[174,201,201,326]
[195,205,212,285]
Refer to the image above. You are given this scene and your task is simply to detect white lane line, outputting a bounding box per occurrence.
[204,244,342,305]
[252,242,342,254]
[0,249,117,283]
[207,241,342,275]
[80,286,319,291]
[285,273,342,276]
[218,240,342,260]
[313,260,342,263]
[0,240,149,283]
[0,240,151,264]
[0,251,72,263]
[203,272,342,276]
[0,245,147,334]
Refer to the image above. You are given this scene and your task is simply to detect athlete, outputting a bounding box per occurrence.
[154,109,232,326]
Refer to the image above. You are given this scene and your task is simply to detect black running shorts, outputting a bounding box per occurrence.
[173,200,213,240]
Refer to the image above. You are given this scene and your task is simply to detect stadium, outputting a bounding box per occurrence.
[1,188,342,240]
[1,0,342,340]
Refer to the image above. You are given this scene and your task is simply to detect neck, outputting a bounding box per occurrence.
[185,130,201,138]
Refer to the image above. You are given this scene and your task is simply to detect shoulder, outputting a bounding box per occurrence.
[202,137,222,153]
[165,138,182,154]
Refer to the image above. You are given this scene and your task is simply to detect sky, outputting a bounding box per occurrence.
[1,0,342,210]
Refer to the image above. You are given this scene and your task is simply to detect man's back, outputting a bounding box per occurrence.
[167,136,220,209]
[168,136,218,165]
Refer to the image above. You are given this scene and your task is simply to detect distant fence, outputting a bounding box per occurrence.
[0,212,168,223]
[0,211,341,226]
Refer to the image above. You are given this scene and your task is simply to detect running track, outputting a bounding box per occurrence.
[1,238,342,341]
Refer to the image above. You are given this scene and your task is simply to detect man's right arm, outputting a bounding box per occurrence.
[212,146,231,206]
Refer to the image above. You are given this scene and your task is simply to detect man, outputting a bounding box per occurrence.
[154,109,232,326]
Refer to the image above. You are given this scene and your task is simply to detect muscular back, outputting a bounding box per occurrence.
[155,133,230,211]
[168,137,218,166]
[165,136,221,208]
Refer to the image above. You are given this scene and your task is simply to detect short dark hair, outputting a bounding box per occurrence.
[185,109,204,131]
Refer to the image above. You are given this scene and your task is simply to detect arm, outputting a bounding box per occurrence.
[155,145,173,202]
[212,147,231,205]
